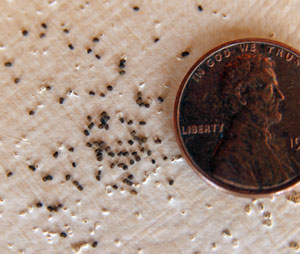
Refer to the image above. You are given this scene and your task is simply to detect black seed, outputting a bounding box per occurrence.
[96,175,101,181]
[107,85,113,91]
[46,175,53,181]
[100,93,105,97]
[110,163,115,168]
[14,78,20,84]
[133,6,139,11]
[60,232,67,238]
[83,129,90,136]
[7,171,13,177]
[41,23,47,29]
[169,179,174,185]
[4,62,12,67]
[93,37,99,43]
[141,137,147,143]
[92,241,98,248]
[157,96,164,103]
[88,122,94,129]
[22,30,28,36]
[95,148,103,154]
[105,124,109,130]
[28,165,36,171]
[119,59,126,69]
[147,150,152,156]
[119,70,126,75]
[163,156,168,160]
[105,146,111,153]
[127,120,133,125]
[93,141,101,146]
[36,202,43,208]
[87,115,92,121]
[97,170,102,175]
[29,110,35,115]
[132,151,138,156]
[95,54,101,60]
[101,112,107,119]
[129,160,134,165]
[145,103,150,108]
[154,37,160,43]
[108,152,115,157]
[128,174,134,180]
[198,5,203,11]
[112,184,118,189]
[53,151,59,158]
[77,184,83,191]
[119,117,125,123]
[63,28,69,34]
[117,140,123,145]
[139,121,146,126]
[39,32,45,38]
[86,142,92,147]
[152,159,156,164]
[68,147,74,152]
[86,48,92,54]
[93,141,100,147]
[135,155,141,161]
[102,114,109,120]
[123,165,128,170]
[100,118,107,125]
[68,44,74,50]
[128,140,134,145]
[136,97,142,104]
[46,86,52,90]
[65,174,71,181]
[57,203,63,209]
[131,189,138,195]
[47,206,54,212]
[181,51,190,57]
[89,91,95,96]
[154,137,162,144]
[122,151,129,156]
[73,180,79,186]
[59,97,65,104]
[123,179,133,186]
[72,162,77,168]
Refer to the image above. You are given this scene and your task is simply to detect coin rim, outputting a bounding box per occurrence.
[173,38,300,197]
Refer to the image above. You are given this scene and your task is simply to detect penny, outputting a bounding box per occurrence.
[174,38,300,196]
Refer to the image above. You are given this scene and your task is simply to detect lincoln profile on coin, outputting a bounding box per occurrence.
[212,53,297,188]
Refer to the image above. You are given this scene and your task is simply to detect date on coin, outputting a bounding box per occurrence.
[174,39,300,195]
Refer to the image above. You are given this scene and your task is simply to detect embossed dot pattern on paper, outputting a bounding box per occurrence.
[1,0,300,254]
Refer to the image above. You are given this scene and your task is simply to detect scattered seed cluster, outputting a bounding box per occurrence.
[66,26,102,60]
[82,104,171,195]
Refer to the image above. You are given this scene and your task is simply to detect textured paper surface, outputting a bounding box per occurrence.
[1,0,300,253]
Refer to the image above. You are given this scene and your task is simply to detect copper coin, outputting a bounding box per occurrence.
[174,38,300,196]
